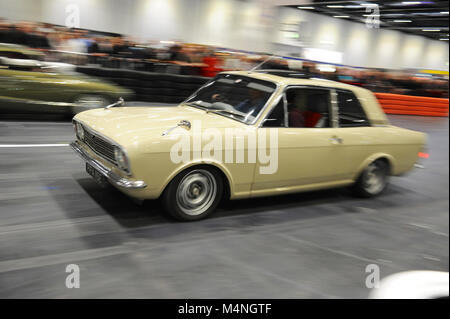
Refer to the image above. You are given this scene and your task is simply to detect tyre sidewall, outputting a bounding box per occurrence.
[162,166,223,221]
[354,160,390,197]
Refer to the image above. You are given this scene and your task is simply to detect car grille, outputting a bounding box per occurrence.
[82,127,116,164]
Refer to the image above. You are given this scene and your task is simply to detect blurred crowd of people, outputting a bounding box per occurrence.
[0,18,448,98]
[300,62,449,98]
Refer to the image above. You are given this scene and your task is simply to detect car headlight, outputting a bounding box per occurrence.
[114,146,129,172]
[75,122,84,141]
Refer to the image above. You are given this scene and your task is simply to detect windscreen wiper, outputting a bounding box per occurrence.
[206,108,246,119]
[185,102,219,113]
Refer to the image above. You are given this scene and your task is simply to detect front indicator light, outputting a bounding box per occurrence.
[76,122,84,141]
[114,146,129,172]
[418,152,429,159]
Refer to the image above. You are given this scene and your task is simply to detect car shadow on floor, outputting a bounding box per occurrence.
[69,175,411,230]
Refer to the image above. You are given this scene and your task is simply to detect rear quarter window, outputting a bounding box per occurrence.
[336,90,370,127]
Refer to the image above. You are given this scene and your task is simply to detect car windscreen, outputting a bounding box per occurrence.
[184,74,277,124]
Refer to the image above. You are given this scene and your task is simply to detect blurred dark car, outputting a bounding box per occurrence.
[0,43,133,116]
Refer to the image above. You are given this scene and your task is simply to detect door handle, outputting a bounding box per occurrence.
[330,136,343,144]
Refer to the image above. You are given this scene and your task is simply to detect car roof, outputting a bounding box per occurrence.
[222,70,389,126]
[222,70,365,92]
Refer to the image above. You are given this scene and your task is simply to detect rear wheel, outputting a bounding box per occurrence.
[352,159,390,197]
[162,167,223,221]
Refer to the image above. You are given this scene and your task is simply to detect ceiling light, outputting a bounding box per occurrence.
[393,20,412,22]
[333,15,350,18]
[402,1,422,4]
[297,6,315,9]
[440,11,449,14]
[439,38,449,41]
[328,5,345,8]
[422,29,441,31]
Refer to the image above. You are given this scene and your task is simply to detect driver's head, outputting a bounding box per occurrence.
[249,89,264,101]
[287,91,307,112]
[211,93,222,102]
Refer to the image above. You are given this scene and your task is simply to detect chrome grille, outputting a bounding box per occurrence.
[82,127,116,164]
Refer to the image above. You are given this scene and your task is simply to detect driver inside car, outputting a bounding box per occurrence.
[287,91,323,128]
[235,89,267,114]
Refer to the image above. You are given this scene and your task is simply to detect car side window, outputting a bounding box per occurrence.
[262,98,286,127]
[286,88,331,128]
[336,90,370,127]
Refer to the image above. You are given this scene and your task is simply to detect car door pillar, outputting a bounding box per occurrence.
[330,89,339,128]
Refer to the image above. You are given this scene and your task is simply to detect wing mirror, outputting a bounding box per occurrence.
[162,120,192,136]
[104,97,124,109]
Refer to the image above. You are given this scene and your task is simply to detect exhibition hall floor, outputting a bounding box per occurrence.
[0,112,448,298]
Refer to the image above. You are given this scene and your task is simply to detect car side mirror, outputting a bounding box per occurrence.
[104,97,124,109]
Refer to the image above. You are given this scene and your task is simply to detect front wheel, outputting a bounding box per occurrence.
[352,159,390,197]
[162,167,223,221]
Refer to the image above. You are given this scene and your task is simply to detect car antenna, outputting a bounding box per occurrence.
[249,54,276,72]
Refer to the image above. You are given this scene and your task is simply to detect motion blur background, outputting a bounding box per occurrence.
[0,0,448,98]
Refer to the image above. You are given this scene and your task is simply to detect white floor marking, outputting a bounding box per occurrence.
[0,144,69,148]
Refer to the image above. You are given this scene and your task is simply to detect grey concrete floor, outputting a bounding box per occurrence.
[0,110,448,298]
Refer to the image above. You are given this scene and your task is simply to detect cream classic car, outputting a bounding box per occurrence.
[71,70,426,221]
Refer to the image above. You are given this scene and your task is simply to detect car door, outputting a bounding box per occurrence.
[0,56,66,114]
[0,67,29,113]
[329,89,385,178]
[251,86,351,195]
[0,68,21,97]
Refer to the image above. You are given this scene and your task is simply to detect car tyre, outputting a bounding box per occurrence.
[162,166,223,221]
[352,159,390,198]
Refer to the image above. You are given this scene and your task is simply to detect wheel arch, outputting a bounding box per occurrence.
[158,160,233,200]
[353,153,396,181]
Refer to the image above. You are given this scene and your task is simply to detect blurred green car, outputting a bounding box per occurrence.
[0,43,133,116]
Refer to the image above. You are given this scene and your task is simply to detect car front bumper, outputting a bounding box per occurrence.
[70,141,147,189]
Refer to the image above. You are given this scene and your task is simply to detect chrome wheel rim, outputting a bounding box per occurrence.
[363,162,387,194]
[74,95,109,109]
[176,169,217,216]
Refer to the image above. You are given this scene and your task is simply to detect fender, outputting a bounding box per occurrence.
[352,153,397,181]
[156,158,237,199]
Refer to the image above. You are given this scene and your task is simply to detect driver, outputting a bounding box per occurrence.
[235,89,266,114]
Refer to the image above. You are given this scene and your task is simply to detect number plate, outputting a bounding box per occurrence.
[86,163,108,186]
